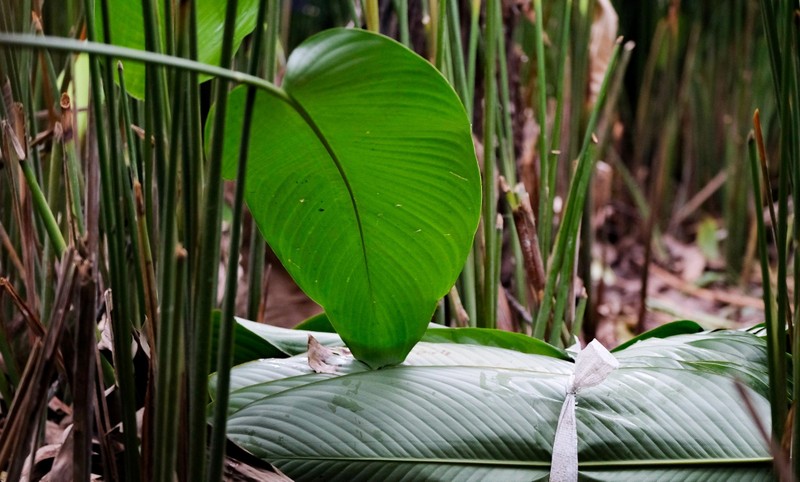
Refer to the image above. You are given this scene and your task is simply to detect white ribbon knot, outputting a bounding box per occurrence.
[549,339,619,482]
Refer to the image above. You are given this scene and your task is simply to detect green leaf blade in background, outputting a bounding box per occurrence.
[422,327,570,360]
[213,316,568,366]
[612,319,704,352]
[222,331,774,481]
[221,29,481,368]
[101,0,259,99]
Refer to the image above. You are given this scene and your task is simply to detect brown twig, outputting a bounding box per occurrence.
[0,221,25,277]
[650,264,765,310]
[72,256,96,481]
[0,249,76,479]
[448,285,470,327]
[500,177,546,305]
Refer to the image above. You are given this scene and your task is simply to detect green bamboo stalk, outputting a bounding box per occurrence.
[758,0,782,114]
[567,0,593,162]
[16,153,66,257]
[465,0,480,117]
[86,0,141,478]
[141,0,171,196]
[163,0,175,56]
[435,0,447,71]
[154,244,186,482]
[748,127,786,445]
[41,121,63,322]
[446,0,469,109]
[394,0,410,48]
[778,6,800,476]
[142,0,171,260]
[153,48,185,482]
[184,0,203,287]
[494,102,527,313]
[365,0,379,33]
[542,0,569,258]
[571,292,587,341]
[208,1,271,479]
[480,0,500,329]
[458,0,481,324]
[247,0,282,321]
[534,40,623,341]
[62,103,86,237]
[189,0,242,479]
[490,2,529,317]
[116,65,148,333]
[532,0,550,254]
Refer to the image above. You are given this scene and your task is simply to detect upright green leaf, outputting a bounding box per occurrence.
[220,29,481,368]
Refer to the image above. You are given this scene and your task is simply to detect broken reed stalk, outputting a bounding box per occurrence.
[501,177,546,306]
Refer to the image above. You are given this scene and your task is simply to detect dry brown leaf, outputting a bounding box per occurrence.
[223,457,294,482]
[40,426,74,482]
[307,335,351,374]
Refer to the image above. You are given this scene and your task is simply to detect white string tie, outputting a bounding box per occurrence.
[549,339,619,482]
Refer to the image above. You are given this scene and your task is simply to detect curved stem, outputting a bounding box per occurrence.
[0,33,289,102]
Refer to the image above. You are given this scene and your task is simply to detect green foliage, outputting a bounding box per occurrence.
[212,316,569,365]
[612,319,703,352]
[218,28,481,368]
[218,329,774,481]
[99,0,260,98]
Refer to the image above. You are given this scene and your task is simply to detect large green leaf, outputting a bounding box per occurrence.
[220,29,481,368]
[101,0,259,99]
[222,331,775,480]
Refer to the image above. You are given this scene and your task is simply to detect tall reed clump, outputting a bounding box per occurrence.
[426,0,633,346]
[0,0,285,479]
[610,2,776,333]
[750,0,798,478]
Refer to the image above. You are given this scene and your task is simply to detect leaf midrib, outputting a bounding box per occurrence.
[283,94,376,313]
[265,455,773,468]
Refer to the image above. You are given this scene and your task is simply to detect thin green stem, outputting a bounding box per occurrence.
[41,127,63,322]
[532,0,549,255]
[481,0,499,329]
[153,54,185,482]
[17,157,66,257]
[154,244,186,482]
[365,0,379,33]
[748,129,786,443]
[546,0,574,260]
[63,117,86,237]
[0,34,290,105]
[208,0,271,479]
[190,0,241,479]
[465,0,480,118]
[247,0,281,321]
[435,0,447,71]
[88,0,141,478]
[394,0,410,48]
[534,40,622,340]
[446,0,469,109]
